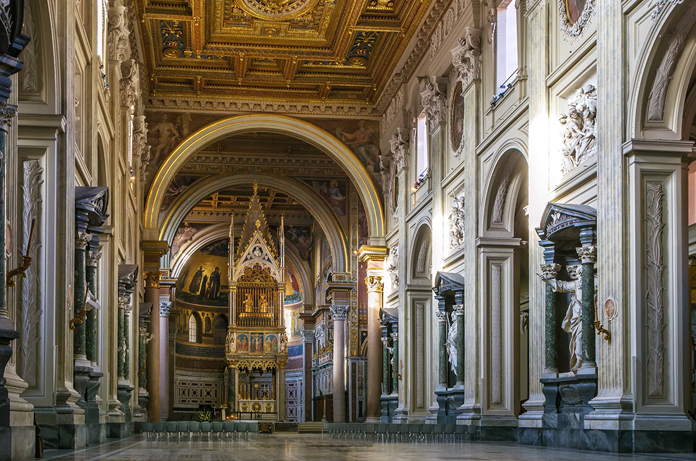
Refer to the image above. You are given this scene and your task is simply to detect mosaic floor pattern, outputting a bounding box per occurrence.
[40,434,696,461]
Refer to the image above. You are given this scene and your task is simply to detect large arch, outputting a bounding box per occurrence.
[160,173,349,273]
[144,114,385,240]
[628,1,696,140]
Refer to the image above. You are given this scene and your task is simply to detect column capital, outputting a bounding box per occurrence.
[453,304,465,316]
[0,102,17,132]
[144,271,160,288]
[301,330,315,344]
[390,331,398,341]
[436,310,447,323]
[330,304,350,320]
[389,128,410,175]
[365,275,384,293]
[450,28,482,90]
[159,302,172,317]
[576,245,597,264]
[419,76,447,133]
[86,250,102,267]
[539,263,561,280]
[76,232,93,250]
[381,336,390,346]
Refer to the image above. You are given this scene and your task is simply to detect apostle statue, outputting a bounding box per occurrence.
[445,312,459,377]
[540,265,588,373]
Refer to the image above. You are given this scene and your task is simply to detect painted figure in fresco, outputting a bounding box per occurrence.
[317,180,346,216]
[244,293,254,311]
[540,265,593,373]
[208,267,221,299]
[200,275,209,297]
[149,113,181,166]
[188,266,204,294]
[171,222,198,257]
[566,0,585,24]
[335,120,381,168]
[236,334,249,352]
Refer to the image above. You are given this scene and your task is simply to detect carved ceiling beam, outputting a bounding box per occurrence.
[236,53,247,81]
[284,56,298,83]
[319,82,331,100]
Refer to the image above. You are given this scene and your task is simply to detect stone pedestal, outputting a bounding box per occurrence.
[85,370,105,444]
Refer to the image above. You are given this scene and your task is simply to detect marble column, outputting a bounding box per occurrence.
[331,302,349,422]
[301,329,315,421]
[115,265,138,437]
[144,272,161,422]
[73,231,92,409]
[85,246,101,365]
[435,301,448,391]
[577,229,597,375]
[159,302,170,421]
[365,275,384,423]
[226,366,235,413]
[277,365,287,421]
[539,261,560,376]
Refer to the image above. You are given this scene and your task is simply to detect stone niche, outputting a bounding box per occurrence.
[528,202,598,449]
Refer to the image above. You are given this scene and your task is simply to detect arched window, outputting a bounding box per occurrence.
[415,111,428,176]
[96,0,109,64]
[188,314,198,343]
[495,0,519,90]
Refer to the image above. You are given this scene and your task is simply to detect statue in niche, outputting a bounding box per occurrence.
[259,293,269,311]
[387,246,399,288]
[279,332,288,354]
[540,265,592,373]
[445,313,459,377]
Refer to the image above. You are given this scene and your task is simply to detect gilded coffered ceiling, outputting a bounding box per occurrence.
[134,0,434,109]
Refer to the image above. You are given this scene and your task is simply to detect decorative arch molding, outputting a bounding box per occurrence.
[170,223,314,306]
[628,0,696,140]
[160,173,348,273]
[481,146,529,237]
[144,114,385,240]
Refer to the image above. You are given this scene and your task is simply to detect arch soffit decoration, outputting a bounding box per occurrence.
[629,1,696,140]
[160,173,348,273]
[144,114,385,240]
[170,224,314,306]
[481,144,528,237]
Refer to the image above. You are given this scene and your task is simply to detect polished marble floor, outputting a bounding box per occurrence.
[40,434,696,461]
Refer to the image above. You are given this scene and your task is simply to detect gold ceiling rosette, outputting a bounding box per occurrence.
[236,0,321,21]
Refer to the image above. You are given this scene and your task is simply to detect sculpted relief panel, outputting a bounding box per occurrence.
[559,85,597,175]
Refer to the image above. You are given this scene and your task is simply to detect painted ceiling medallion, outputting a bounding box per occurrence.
[559,0,595,40]
[236,0,321,20]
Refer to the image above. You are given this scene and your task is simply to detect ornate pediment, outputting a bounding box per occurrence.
[433,271,465,296]
[379,307,398,326]
[536,202,597,242]
[236,183,277,260]
[75,187,110,227]
[118,264,139,291]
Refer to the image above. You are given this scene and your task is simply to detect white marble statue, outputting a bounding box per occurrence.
[541,265,585,373]
[445,312,459,377]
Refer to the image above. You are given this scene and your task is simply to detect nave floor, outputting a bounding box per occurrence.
[40,434,696,461]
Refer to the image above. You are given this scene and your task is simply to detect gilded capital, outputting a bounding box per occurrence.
[365,275,384,293]
[145,271,160,288]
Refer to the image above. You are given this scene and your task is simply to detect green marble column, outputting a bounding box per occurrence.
[138,326,147,389]
[540,263,560,374]
[436,310,447,389]
[117,295,127,379]
[73,232,91,360]
[380,330,390,394]
[577,238,597,371]
[390,330,399,395]
[454,304,465,385]
[85,248,100,364]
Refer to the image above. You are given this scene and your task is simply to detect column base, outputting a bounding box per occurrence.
[379,394,398,423]
[0,424,35,461]
[35,407,87,449]
[116,382,134,436]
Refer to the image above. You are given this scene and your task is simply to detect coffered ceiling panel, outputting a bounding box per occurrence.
[135,0,434,107]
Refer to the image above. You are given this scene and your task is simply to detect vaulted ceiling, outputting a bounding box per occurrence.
[134,0,434,108]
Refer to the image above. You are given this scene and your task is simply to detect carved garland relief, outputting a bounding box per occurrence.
[645,182,665,398]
